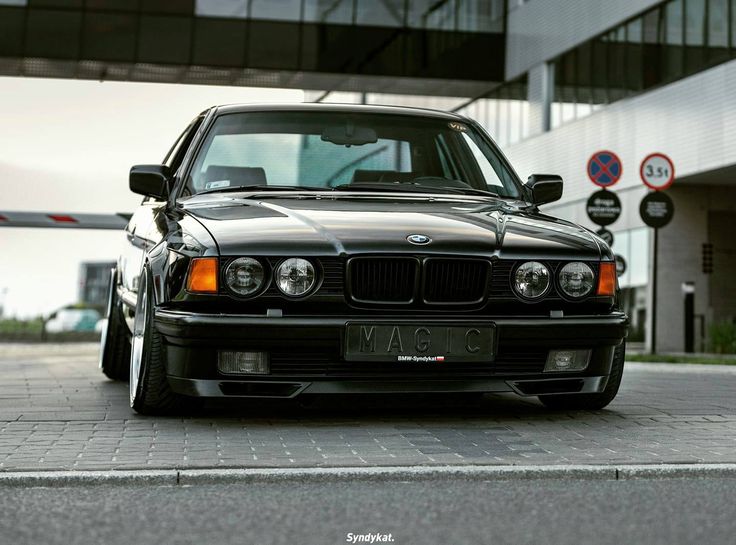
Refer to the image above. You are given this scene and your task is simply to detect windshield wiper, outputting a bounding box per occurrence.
[195,184,322,196]
[438,186,501,198]
[332,182,501,198]
[332,182,440,194]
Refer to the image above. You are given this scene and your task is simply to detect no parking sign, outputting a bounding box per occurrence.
[587,150,622,188]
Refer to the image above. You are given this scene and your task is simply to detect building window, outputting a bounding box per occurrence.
[549,0,736,131]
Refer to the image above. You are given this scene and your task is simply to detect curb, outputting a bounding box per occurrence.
[0,470,177,487]
[2,464,736,487]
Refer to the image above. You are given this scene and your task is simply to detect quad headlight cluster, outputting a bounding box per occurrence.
[224,257,317,298]
[513,261,596,300]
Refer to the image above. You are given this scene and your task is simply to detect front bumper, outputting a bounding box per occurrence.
[154,310,628,399]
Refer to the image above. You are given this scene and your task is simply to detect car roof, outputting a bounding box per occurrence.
[212,102,468,121]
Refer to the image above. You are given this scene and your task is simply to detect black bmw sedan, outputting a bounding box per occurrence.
[99,103,628,415]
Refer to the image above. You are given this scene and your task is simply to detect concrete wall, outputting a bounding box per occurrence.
[505,0,664,79]
[656,185,736,352]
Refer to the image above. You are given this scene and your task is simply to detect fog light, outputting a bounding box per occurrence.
[218,351,269,375]
[544,349,591,372]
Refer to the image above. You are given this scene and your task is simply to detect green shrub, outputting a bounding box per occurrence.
[0,318,44,335]
[709,320,736,354]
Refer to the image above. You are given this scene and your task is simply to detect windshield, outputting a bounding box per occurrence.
[183,111,522,199]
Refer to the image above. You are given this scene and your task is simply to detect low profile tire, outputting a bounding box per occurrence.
[99,269,131,381]
[130,266,194,415]
[538,342,626,411]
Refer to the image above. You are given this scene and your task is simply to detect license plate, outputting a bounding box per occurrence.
[344,323,495,363]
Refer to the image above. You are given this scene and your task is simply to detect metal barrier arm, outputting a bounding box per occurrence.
[0,211,130,230]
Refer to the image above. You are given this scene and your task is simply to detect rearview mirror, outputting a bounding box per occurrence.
[525,174,563,206]
[129,165,170,199]
[321,122,378,146]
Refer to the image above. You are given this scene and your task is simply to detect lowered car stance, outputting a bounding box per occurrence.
[99,103,628,415]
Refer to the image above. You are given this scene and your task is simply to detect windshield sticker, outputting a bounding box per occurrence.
[448,122,468,132]
[205,180,231,190]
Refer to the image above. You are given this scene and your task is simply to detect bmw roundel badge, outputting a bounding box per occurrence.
[407,234,431,245]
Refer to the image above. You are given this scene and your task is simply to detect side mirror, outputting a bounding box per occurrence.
[526,174,563,206]
[129,165,170,199]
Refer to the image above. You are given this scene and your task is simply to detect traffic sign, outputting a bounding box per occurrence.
[640,192,674,228]
[596,228,614,246]
[586,190,622,226]
[614,254,627,277]
[587,150,622,187]
[640,152,675,190]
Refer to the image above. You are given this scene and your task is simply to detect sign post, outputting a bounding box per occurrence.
[614,254,627,277]
[586,150,623,241]
[596,228,614,246]
[640,153,675,191]
[587,150,623,188]
[639,153,675,355]
[586,190,622,227]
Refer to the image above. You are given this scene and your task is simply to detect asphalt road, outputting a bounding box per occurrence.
[2,476,735,545]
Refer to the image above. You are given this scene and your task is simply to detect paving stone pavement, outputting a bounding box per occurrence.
[0,343,735,471]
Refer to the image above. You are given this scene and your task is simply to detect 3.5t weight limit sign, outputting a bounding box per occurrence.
[640,153,675,190]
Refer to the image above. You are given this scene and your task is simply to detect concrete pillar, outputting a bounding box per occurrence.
[527,63,552,137]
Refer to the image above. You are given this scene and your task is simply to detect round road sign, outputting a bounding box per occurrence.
[614,254,627,277]
[587,150,622,188]
[640,192,674,228]
[596,228,614,246]
[640,152,675,190]
[586,190,622,226]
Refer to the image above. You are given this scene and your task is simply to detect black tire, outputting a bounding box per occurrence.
[130,267,195,415]
[99,269,131,381]
[538,342,625,411]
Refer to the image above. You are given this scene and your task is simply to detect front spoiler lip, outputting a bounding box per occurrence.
[168,376,608,398]
[154,309,629,341]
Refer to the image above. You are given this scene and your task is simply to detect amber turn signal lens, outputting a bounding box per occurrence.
[186,257,219,294]
[597,262,616,296]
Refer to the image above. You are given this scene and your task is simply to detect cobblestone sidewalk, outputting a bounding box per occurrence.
[1,343,735,471]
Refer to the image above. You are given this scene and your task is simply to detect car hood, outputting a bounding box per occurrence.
[181,193,604,260]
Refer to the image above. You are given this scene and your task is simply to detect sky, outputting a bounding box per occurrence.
[0,76,303,318]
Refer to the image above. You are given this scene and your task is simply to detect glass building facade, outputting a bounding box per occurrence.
[0,0,506,89]
[550,0,736,129]
[195,0,506,32]
[449,0,736,147]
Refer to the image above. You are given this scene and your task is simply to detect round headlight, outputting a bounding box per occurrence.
[276,258,316,297]
[225,257,265,296]
[558,262,595,299]
[514,261,550,299]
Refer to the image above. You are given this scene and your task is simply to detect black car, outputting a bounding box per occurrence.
[99,103,628,415]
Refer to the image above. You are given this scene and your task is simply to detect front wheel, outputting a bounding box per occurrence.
[538,342,625,411]
[129,266,193,415]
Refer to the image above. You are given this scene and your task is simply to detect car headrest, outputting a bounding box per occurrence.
[205,165,267,186]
